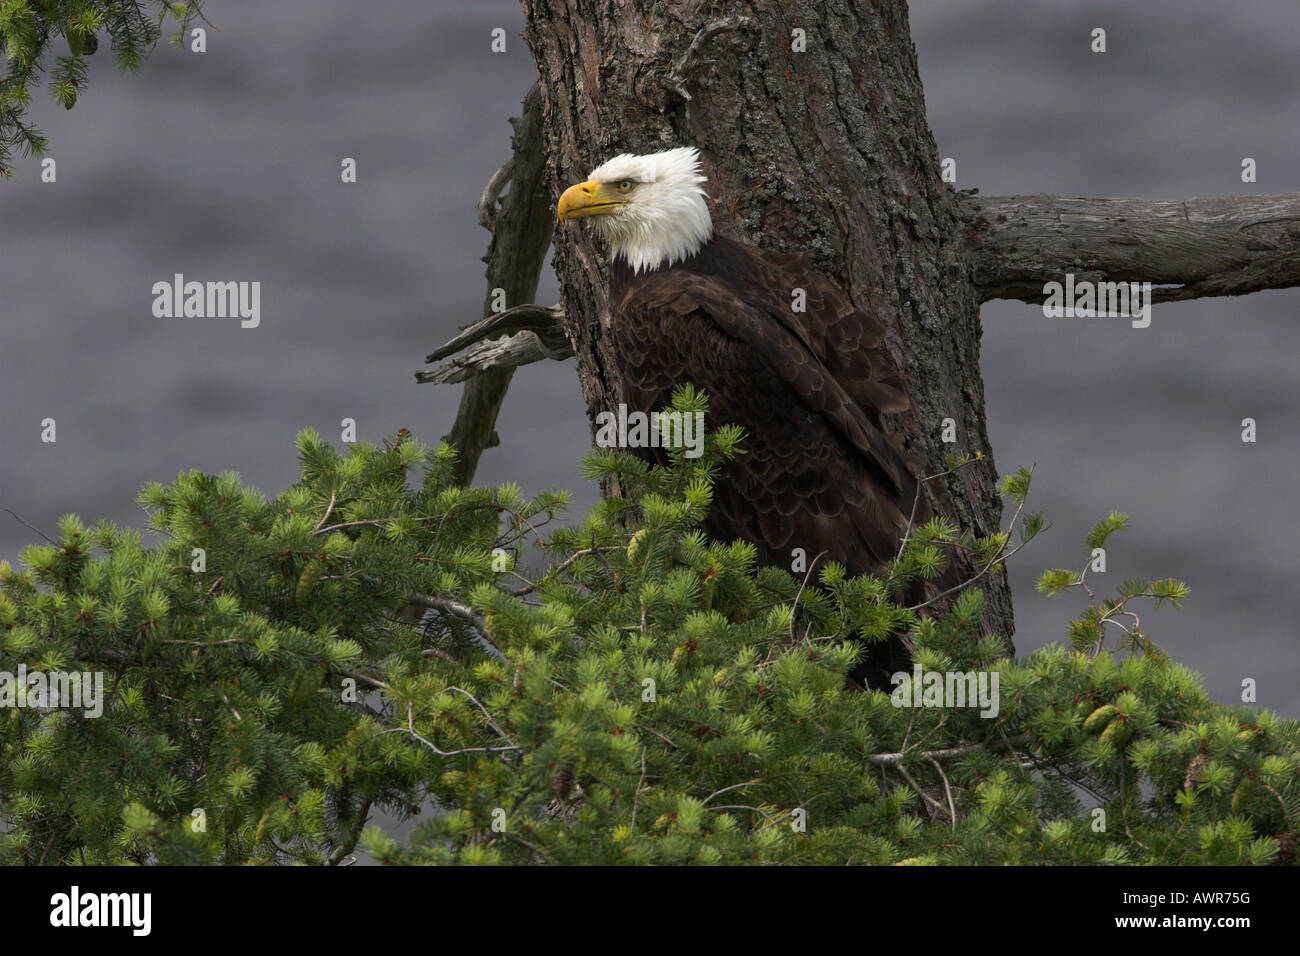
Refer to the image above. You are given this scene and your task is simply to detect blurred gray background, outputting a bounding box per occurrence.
[1,0,1295,733]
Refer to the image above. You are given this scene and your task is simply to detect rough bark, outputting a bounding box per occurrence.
[962,192,1300,304]
[418,304,570,384]
[425,189,1300,379]
[521,0,1016,646]
[437,83,555,487]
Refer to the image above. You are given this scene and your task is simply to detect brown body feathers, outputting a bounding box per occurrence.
[609,234,932,688]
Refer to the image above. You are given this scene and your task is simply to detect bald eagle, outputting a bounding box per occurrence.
[558,147,940,690]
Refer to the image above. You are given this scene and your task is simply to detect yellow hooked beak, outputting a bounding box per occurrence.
[557,180,627,221]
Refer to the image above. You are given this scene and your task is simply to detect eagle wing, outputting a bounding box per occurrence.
[612,245,924,576]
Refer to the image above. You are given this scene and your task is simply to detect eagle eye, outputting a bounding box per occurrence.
[616,180,633,192]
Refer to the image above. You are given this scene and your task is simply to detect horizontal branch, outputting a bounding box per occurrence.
[377,702,521,759]
[867,734,1028,767]
[424,303,565,364]
[960,192,1300,305]
[417,329,572,384]
[406,592,506,662]
[417,304,571,384]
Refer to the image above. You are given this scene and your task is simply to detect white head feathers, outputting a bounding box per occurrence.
[581,147,713,274]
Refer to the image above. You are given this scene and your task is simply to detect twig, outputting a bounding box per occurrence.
[160,638,246,647]
[406,592,506,662]
[895,761,948,818]
[895,457,981,561]
[477,157,515,232]
[37,828,57,866]
[446,685,513,744]
[789,551,827,643]
[420,647,459,665]
[908,465,1042,613]
[632,721,681,750]
[928,757,958,830]
[376,701,521,758]
[705,804,780,825]
[663,16,757,101]
[499,831,556,865]
[314,501,500,536]
[4,508,57,545]
[334,667,388,691]
[274,837,328,865]
[190,2,219,32]
[630,748,648,833]
[906,713,950,756]
[219,691,242,722]
[900,708,916,756]
[1257,779,1295,832]
[325,796,372,867]
[909,533,1042,614]
[510,545,627,596]
[311,491,338,534]
[702,777,764,806]
[867,734,1029,768]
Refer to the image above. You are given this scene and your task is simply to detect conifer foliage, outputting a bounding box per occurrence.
[1,389,1296,865]
[0,1,205,175]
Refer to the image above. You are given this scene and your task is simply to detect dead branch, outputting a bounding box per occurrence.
[867,734,1029,767]
[406,592,506,662]
[436,82,555,487]
[417,329,573,384]
[960,191,1300,305]
[663,16,757,101]
[477,157,515,232]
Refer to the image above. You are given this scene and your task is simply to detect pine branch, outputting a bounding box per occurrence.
[325,797,372,866]
[405,592,505,662]
[867,735,1029,767]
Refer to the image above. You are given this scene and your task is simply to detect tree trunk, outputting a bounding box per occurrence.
[521,0,1016,646]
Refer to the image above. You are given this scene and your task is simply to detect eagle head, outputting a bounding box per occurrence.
[556,146,713,275]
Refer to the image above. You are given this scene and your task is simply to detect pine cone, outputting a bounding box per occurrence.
[553,764,575,800]
[1183,752,1208,790]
